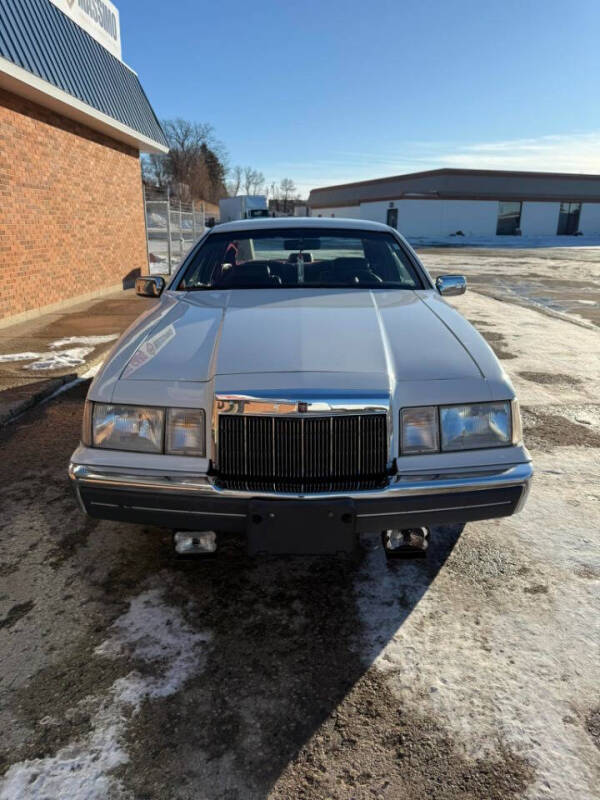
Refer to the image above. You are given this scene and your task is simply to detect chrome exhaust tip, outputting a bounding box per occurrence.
[173,531,217,556]
[382,527,429,559]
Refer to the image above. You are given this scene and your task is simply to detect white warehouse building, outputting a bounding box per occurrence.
[307,168,600,241]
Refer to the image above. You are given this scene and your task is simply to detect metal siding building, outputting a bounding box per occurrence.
[308,169,600,240]
[0,0,168,325]
[0,0,168,150]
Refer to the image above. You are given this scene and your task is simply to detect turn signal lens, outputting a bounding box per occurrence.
[401,406,439,454]
[511,399,523,445]
[166,408,206,456]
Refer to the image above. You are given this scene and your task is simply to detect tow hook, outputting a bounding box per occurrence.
[173,531,217,557]
[381,528,429,559]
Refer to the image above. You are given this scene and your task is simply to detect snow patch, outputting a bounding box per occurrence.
[0,335,118,372]
[25,348,94,371]
[356,451,600,799]
[50,334,119,349]
[0,589,210,800]
[0,352,41,363]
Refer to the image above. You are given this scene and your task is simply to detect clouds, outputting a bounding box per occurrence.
[443,133,600,172]
[275,132,600,196]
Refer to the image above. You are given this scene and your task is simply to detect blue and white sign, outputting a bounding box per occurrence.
[49,0,122,60]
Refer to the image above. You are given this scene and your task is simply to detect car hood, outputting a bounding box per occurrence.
[116,289,488,385]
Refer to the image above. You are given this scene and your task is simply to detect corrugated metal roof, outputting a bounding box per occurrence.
[309,168,600,208]
[0,0,168,149]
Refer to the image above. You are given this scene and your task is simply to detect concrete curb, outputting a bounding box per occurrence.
[0,373,78,427]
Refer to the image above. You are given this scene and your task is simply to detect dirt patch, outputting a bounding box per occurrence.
[272,671,534,800]
[447,536,520,587]
[519,371,582,387]
[478,331,517,360]
[585,708,600,750]
[523,584,549,595]
[0,601,34,631]
[462,317,517,359]
[522,408,600,450]
[48,515,100,568]
[0,562,19,578]
[575,565,600,580]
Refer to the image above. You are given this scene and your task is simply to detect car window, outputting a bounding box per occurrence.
[177,229,422,290]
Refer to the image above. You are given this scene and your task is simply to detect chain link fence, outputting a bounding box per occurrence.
[144,189,206,274]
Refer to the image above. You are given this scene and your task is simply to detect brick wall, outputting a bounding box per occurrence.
[0,88,148,322]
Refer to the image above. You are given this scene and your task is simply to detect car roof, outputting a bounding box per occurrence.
[212,216,393,234]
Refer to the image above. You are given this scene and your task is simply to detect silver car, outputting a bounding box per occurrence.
[69,218,532,557]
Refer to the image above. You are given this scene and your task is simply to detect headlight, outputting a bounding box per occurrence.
[440,401,511,451]
[92,404,164,453]
[166,408,206,456]
[400,401,516,455]
[87,403,207,456]
[400,406,439,454]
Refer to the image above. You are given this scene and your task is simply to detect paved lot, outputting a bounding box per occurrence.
[418,244,600,328]
[0,248,599,799]
[0,291,157,393]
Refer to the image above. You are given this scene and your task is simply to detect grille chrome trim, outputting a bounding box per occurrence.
[214,393,390,417]
[212,392,392,470]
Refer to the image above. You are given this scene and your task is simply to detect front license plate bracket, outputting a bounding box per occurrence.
[247,499,357,556]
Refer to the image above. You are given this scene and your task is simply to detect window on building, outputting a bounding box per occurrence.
[496,202,522,235]
[557,202,581,235]
[387,208,398,229]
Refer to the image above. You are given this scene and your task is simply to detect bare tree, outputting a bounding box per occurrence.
[280,178,297,212]
[242,167,266,195]
[251,170,265,195]
[243,167,254,195]
[142,153,169,191]
[227,165,242,197]
[269,181,279,201]
[145,118,229,203]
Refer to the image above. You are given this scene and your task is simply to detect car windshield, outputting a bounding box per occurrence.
[177,229,423,290]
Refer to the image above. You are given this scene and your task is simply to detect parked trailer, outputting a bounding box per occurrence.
[219,196,269,223]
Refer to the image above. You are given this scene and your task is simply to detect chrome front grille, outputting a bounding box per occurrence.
[217,414,388,492]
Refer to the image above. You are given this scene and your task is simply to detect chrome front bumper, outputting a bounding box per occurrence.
[69,461,533,532]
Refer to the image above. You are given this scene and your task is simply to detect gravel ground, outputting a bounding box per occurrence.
[0,248,599,799]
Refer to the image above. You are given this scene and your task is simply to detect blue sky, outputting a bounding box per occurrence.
[122,0,600,196]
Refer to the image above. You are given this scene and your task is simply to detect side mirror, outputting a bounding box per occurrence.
[436,274,467,296]
[135,276,165,298]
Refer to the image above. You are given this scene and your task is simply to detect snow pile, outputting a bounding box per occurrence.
[0,589,210,800]
[0,335,119,371]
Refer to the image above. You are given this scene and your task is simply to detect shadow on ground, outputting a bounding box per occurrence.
[0,384,533,799]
